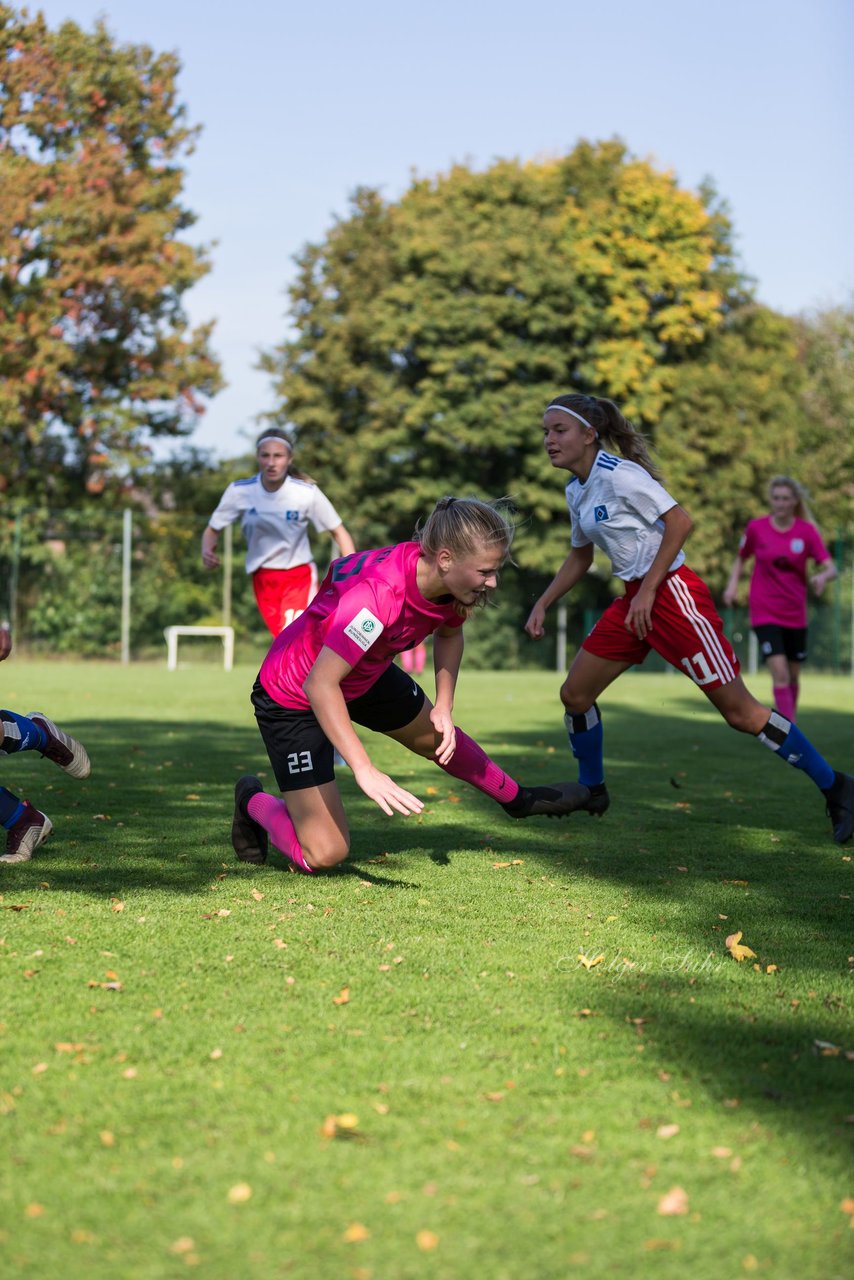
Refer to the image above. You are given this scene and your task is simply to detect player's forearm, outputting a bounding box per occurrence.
[305,678,372,772]
[331,525,356,557]
[537,547,594,610]
[201,526,219,566]
[639,506,693,596]
[432,631,463,712]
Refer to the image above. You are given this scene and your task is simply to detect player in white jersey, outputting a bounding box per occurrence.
[525,393,854,845]
[201,429,355,636]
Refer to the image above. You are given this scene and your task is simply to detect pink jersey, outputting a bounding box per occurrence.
[738,516,830,628]
[258,542,464,710]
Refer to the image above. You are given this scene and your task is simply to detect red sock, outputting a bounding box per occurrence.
[437,729,520,803]
[247,792,315,874]
[773,685,795,722]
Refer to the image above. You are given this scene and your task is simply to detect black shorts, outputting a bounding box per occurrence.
[753,624,808,664]
[251,664,426,792]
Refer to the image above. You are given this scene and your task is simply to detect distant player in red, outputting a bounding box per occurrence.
[231,497,591,873]
[525,393,854,845]
[201,428,355,636]
[723,476,836,722]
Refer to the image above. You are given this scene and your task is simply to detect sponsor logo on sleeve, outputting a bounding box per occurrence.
[344,608,385,651]
[594,505,609,523]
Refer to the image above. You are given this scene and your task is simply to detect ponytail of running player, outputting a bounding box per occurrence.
[525,393,854,845]
[233,496,591,873]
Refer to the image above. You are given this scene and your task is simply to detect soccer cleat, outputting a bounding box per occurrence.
[824,771,854,844]
[502,781,592,819]
[232,775,268,865]
[1,802,53,863]
[27,712,91,780]
[583,784,611,818]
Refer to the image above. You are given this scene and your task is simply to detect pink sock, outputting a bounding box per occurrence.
[773,685,795,722]
[247,792,315,874]
[437,729,520,804]
[791,681,800,720]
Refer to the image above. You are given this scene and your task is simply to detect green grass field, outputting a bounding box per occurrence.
[1,663,852,1279]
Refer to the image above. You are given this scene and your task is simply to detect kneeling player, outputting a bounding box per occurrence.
[232,497,590,873]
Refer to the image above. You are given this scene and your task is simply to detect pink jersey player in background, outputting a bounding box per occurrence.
[723,476,836,722]
[230,496,592,873]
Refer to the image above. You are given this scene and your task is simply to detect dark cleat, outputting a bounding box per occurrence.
[1,802,53,864]
[824,771,854,844]
[232,775,268,864]
[502,781,592,819]
[27,712,91,779]
[583,784,611,818]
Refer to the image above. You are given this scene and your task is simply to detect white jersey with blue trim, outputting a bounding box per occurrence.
[565,449,685,582]
[208,474,343,575]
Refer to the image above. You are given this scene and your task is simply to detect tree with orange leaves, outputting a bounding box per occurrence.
[0,4,222,504]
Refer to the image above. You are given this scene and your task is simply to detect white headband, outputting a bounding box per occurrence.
[256,435,293,451]
[546,403,595,431]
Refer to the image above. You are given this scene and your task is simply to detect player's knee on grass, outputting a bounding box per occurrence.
[303,835,350,870]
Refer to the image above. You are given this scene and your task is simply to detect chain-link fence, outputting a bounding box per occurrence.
[2,509,852,674]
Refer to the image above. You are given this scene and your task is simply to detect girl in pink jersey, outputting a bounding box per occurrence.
[525,394,854,845]
[231,497,591,873]
[723,477,836,722]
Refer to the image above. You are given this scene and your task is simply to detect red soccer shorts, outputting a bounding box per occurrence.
[252,564,317,637]
[582,565,740,689]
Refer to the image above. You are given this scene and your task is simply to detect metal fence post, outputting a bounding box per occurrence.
[222,522,233,627]
[121,508,132,664]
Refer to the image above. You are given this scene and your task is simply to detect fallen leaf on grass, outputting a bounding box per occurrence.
[343,1222,370,1243]
[656,1124,680,1140]
[321,1113,362,1140]
[840,1197,854,1220]
[169,1238,195,1255]
[184,793,202,801]
[578,953,605,970]
[24,1203,44,1218]
[711,1146,733,1158]
[227,1183,252,1204]
[111,900,124,913]
[250,889,264,902]
[332,986,350,1005]
[644,1239,681,1251]
[201,909,231,920]
[416,1230,439,1251]
[100,1130,115,1147]
[2,903,30,911]
[657,1186,689,1216]
[725,931,756,962]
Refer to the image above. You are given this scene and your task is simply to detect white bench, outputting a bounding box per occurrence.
[164,625,235,672]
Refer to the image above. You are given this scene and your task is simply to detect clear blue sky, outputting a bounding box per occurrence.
[31,0,854,458]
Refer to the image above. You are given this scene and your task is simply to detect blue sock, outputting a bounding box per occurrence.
[0,787,25,829]
[564,704,605,787]
[757,711,835,791]
[0,710,47,755]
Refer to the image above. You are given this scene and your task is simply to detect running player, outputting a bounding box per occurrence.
[201,428,356,636]
[0,623,91,863]
[723,476,836,722]
[524,394,854,844]
[232,497,591,873]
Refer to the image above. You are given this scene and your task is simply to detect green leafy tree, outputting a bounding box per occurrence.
[793,301,854,535]
[0,3,222,505]
[655,305,805,584]
[259,140,746,580]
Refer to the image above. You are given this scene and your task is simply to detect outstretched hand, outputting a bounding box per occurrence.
[352,763,424,818]
[429,705,456,765]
